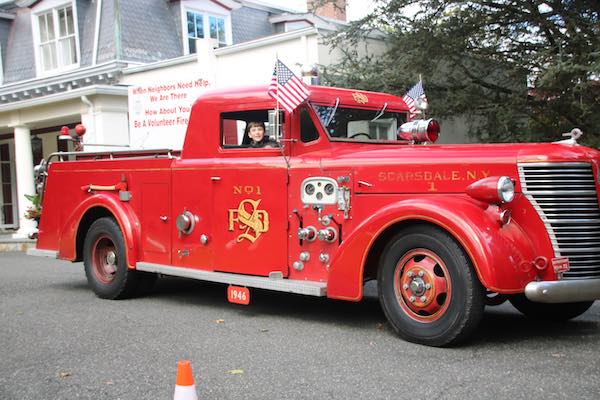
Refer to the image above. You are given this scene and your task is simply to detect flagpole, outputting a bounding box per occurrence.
[419,74,425,118]
[275,57,281,142]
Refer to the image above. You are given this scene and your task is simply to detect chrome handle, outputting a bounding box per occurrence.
[159,215,168,221]
[211,176,221,181]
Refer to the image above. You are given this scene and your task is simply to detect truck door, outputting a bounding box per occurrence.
[210,109,289,277]
[170,161,215,270]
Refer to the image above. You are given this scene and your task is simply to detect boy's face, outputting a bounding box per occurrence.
[248,125,265,142]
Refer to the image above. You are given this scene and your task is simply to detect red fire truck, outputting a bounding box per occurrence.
[29,85,600,346]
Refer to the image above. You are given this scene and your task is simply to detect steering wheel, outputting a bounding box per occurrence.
[349,132,371,140]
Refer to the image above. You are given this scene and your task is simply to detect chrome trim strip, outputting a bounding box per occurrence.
[556,247,600,253]
[545,218,600,224]
[137,262,327,296]
[518,162,591,167]
[541,208,599,212]
[525,279,600,303]
[523,190,597,195]
[521,174,593,178]
[26,248,58,258]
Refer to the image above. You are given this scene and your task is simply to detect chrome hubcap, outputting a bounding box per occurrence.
[409,277,426,296]
[106,251,116,266]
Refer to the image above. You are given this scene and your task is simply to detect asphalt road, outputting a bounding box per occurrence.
[1,252,599,400]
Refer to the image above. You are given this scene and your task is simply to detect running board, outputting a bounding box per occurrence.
[136,262,327,297]
[27,248,58,258]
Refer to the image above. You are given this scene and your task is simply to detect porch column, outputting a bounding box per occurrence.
[13,125,37,238]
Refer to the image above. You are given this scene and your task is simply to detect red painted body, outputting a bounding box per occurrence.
[35,85,600,302]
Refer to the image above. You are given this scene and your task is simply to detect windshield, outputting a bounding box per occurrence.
[313,103,407,142]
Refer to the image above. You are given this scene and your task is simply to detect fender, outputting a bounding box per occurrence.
[327,196,539,301]
[57,194,141,268]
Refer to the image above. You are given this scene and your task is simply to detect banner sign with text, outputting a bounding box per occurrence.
[128,78,211,149]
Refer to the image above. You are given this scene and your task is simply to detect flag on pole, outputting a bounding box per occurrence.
[268,59,310,113]
[403,80,428,116]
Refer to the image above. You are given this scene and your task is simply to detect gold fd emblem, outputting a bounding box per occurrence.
[352,92,368,104]
[228,199,269,243]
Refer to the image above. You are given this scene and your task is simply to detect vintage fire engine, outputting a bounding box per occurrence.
[29,85,600,346]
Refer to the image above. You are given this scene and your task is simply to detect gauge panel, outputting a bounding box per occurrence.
[301,177,338,205]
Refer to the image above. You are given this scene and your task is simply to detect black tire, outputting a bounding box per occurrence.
[83,217,140,299]
[509,295,594,321]
[378,225,485,347]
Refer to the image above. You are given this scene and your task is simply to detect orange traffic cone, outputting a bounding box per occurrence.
[173,360,198,400]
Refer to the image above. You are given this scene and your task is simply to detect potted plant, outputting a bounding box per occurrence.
[24,193,42,224]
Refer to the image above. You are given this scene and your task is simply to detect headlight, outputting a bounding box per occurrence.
[497,176,515,203]
[466,176,516,204]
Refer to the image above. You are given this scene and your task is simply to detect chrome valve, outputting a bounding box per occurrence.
[176,210,196,235]
[298,226,317,241]
[293,261,304,271]
[299,251,310,262]
[317,227,337,243]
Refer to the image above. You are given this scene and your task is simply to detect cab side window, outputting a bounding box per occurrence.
[300,108,319,143]
[221,109,285,148]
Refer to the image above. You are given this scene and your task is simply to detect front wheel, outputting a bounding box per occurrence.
[509,295,594,321]
[378,225,485,347]
[83,217,141,299]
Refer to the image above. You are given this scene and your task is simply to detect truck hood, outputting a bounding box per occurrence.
[320,142,600,194]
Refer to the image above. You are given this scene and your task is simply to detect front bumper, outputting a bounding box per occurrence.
[525,279,600,303]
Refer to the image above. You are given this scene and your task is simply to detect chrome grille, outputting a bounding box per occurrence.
[519,162,600,279]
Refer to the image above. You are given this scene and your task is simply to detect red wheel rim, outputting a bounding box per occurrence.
[91,235,118,284]
[393,248,452,323]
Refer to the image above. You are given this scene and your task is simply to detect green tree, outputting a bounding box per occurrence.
[324,0,600,144]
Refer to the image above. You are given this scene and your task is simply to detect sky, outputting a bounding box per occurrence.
[257,0,377,21]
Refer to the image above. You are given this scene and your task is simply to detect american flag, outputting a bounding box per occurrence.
[403,80,428,116]
[268,60,310,113]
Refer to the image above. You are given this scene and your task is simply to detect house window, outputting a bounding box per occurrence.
[185,9,228,53]
[209,16,226,47]
[35,4,78,73]
[187,10,204,54]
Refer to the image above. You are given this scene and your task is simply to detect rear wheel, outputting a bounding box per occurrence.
[378,225,485,347]
[509,295,594,321]
[83,217,140,299]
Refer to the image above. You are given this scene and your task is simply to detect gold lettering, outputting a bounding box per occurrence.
[375,170,493,184]
[428,182,438,192]
[228,199,269,243]
[352,92,369,104]
[233,185,262,195]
